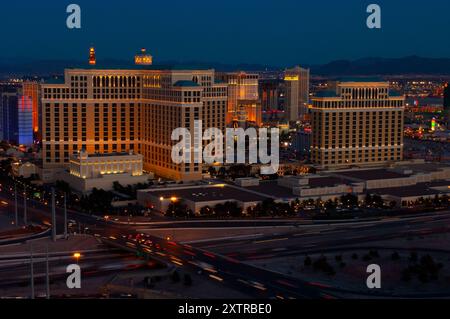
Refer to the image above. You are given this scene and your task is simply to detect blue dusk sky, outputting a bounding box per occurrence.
[1,0,449,66]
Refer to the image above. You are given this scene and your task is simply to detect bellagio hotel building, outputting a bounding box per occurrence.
[41,68,227,181]
[310,79,405,168]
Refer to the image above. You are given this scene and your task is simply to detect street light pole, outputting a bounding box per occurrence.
[30,244,34,299]
[14,182,18,227]
[64,192,68,239]
[23,184,27,226]
[51,188,56,242]
[46,244,50,299]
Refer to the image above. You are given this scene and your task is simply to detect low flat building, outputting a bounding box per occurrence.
[138,161,450,210]
[137,184,270,214]
[329,161,450,190]
[242,161,450,206]
[61,150,152,193]
[245,175,360,202]
[11,161,37,178]
[371,181,450,207]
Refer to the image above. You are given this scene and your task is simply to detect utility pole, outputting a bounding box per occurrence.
[51,188,56,242]
[23,184,27,225]
[46,244,50,299]
[30,244,35,299]
[64,192,68,239]
[14,182,18,227]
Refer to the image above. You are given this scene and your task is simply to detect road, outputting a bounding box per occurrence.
[101,234,327,299]
[0,250,157,287]
[2,177,450,298]
[191,213,450,260]
[0,184,331,298]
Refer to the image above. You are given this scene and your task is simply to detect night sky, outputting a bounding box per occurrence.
[1,0,450,66]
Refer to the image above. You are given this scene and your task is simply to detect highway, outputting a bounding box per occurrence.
[191,213,450,260]
[0,250,156,287]
[2,177,450,298]
[0,185,329,298]
[100,233,328,299]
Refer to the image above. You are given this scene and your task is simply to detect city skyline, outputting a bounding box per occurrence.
[2,0,450,305]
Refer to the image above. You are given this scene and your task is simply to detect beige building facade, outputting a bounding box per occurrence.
[284,66,310,122]
[310,79,405,168]
[218,72,261,127]
[41,67,227,182]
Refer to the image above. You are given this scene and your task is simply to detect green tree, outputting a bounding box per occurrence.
[340,194,358,208]
[200,206,214,217]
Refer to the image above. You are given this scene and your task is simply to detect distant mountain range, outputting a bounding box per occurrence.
[2,56,450,77]
[310,56,450,76]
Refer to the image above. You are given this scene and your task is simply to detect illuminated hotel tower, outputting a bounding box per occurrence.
[41,67,227,181]
[218,72,261,127]
[0,85,33,146]
[22,81,41,137]
[310,78,405,168]
[18,96,33,146]
[89,47,96,65]
[284,66,310,123]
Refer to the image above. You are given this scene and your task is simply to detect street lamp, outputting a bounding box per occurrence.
[73,252,81,264]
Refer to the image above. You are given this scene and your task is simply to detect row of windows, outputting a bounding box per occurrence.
[92,76,140,88]
[312,99,404,108]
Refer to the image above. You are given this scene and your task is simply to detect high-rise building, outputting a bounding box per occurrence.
[259,79,281,111]
[310,79,405,168]
[218,72,261,127]
[284,66,310,123]
[292,128,311,158]
[0,85,19,142]
[41,67,227,181]
[17,96,33,146]
[0,83,33,146]
[22,81,41,136]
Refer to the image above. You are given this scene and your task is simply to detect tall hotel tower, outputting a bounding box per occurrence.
[22,81,41,136]
[284,66,310,123]
[218,72,261,127]
[310,79,405,168]
[41,67,227,181]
